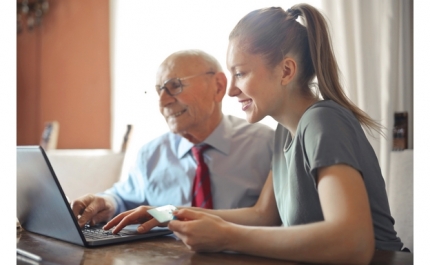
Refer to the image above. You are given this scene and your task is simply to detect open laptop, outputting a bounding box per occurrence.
[17,145,172,247]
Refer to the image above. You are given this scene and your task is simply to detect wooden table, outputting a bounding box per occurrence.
[17,229,413,265]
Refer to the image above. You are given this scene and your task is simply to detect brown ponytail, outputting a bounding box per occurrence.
[229,4,383,135]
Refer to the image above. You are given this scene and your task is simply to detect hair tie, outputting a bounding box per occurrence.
[286,8,300,20]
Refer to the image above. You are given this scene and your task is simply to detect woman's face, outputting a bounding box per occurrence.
[226,39,284,123]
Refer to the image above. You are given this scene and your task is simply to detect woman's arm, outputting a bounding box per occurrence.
[191,171,281,226]
[104,171,280,233]
[170,164,375,265]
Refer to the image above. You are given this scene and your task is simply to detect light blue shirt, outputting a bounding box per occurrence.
[102,115,274,215]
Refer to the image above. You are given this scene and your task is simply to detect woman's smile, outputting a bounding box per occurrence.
[239,99,253,111]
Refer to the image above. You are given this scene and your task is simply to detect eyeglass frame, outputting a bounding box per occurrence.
[155,71,215,96]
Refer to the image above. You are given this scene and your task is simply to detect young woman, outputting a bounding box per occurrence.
[104,4,404,264]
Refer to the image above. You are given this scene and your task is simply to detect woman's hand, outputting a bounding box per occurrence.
[168,208,233,252]
[103,205,164,234]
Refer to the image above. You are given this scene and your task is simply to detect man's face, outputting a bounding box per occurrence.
[156,56,220,137]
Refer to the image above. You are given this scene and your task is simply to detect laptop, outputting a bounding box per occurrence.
[17,145,173,247]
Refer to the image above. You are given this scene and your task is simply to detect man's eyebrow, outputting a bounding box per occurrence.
[155,77,173,86]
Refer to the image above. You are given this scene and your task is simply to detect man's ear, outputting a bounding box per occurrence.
[280,57,297,86]
[214,72,227,102]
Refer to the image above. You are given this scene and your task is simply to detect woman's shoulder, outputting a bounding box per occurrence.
[306,100,351,116]
[298,100,360,139]
[301,100,355,126]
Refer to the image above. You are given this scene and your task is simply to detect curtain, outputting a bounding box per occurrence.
[320,0,413,182]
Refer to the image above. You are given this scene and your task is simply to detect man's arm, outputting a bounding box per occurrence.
[72,145,152,228]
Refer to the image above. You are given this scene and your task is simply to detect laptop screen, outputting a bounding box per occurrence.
[17,146,84,245]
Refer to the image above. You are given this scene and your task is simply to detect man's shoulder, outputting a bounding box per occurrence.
[224,115,274,154]
[226,115,274,136]
[138,131,177,153]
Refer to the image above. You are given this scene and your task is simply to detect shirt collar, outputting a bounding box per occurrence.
[177,115,232,159]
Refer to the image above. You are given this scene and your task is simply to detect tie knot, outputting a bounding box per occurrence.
[191,144,211,162]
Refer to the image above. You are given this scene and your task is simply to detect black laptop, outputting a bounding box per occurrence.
[16,145,172,247]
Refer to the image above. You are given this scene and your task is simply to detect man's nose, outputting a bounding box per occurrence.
[159,89,176,106]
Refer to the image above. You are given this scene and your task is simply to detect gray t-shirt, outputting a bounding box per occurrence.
[272,100,403,251]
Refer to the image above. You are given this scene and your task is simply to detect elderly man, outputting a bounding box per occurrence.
[72,50,274,227]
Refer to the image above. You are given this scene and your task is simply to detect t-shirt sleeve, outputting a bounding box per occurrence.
[300,106,362,181]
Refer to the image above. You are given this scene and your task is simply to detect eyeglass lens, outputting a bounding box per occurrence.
[158,78,182,96]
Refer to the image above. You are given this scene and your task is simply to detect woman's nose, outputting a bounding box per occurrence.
[227,80,241,98]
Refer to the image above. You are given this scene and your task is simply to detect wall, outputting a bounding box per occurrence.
[17,0,111,149]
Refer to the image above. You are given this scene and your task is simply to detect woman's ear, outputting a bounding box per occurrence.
[280,57,297,86]
[214,72,227,102]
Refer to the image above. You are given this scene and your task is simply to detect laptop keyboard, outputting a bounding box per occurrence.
[82,226,133,240]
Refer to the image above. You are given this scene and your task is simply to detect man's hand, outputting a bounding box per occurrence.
[71,194,117,228]
[103,206,163,234]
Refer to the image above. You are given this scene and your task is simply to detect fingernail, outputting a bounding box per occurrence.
[137,226,144,233]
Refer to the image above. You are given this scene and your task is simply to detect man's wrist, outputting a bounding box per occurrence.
[100,194,119,217]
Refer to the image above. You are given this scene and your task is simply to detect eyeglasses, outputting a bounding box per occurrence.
[155,71,215,96]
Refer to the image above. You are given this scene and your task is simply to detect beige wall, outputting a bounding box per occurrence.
[17,0,111,149]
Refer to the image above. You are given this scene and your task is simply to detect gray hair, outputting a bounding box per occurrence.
[165,49,223,72]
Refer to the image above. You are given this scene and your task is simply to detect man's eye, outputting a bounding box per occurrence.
[235,73,243,78]
[167,82,181,92]
[171,82,181,88]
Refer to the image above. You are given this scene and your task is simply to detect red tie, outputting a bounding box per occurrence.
[191,144,213,209]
